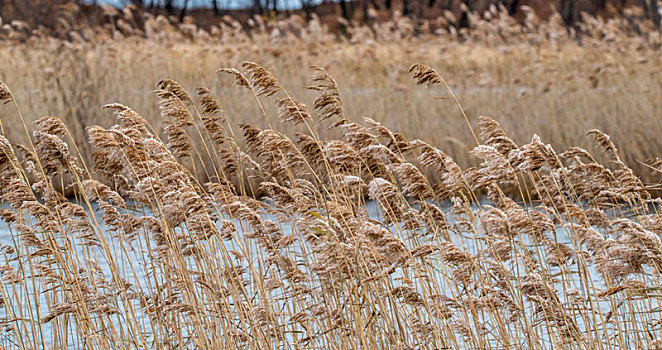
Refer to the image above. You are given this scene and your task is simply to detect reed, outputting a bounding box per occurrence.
[0,56,661,349]
[0,4,660,185]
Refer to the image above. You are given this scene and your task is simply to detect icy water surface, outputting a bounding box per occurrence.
[0,201,655,349]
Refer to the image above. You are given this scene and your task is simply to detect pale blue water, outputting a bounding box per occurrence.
[0,200,656,349]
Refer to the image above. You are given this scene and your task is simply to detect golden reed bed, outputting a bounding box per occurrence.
[0,5,661,185]
[1,59,662,349]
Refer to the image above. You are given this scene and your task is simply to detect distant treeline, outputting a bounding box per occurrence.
[1,0,660,31]
[114,0,661,26]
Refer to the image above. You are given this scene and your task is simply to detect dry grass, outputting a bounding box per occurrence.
[0,7,660,185]
[1,5,662,350]
[1,60,662,349]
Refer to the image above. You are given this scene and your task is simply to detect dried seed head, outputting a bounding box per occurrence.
[241,61,282,97]
[218,68,250,89]
[157,79,192,105]
[102,103,150,131]
[276,97,311,125]
[368,178,405,222]
[197,87,227,145]
[33,130,83,177]
[308,65,346,124]
[155,89,193,127]
[82,179,125,207]
[155,89,193,159]
[409,64,442,87]
[586,129,619,160]
[34,116,68,137]
[387,163,435,200]
[0,81,12,103]
[478,116,518,156]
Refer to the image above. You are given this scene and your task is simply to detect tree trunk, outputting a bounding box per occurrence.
[164,0,175,15]
[370,0,380,10]
[340,0,351,19]
[179,0,189,22]
[560,0,575,25]
[649,0,661,28]
[302,0,313,20]
[507,0,519,15]
[252,0,262,15]
[211,0,219,16]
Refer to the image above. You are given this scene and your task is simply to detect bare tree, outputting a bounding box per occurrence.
[417,0,425,17]
[501,0,520,15]
[266,0,278,13]
[164,0,175,15]
[648,0,661,28]
[252,0,262,14]
[179,0,189,22]
[560,0,576,25]
[302,0,314,19]
[211,0,219,16]
[361,0,369,20]
[340,0,351,19]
